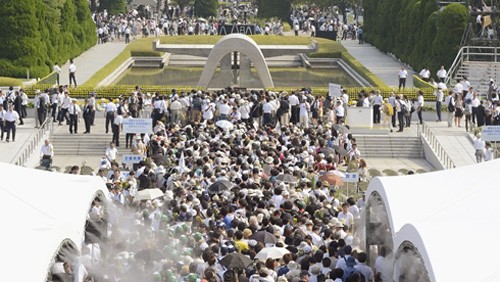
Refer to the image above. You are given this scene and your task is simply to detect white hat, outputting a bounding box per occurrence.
[303,245,312,254]
[265,156,274,164]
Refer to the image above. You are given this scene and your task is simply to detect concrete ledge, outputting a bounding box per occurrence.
[420,136,444,170]
[97,57,133,87]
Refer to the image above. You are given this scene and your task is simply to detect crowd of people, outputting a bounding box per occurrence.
[47,86,390,282]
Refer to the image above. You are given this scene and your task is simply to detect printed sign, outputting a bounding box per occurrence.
[122,155,144,165]
[329,83,342,98]
[481,126,500,142]
[343,173,359,183]
[122,118,152,134]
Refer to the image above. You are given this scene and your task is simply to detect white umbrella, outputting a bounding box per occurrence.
[135,188,164,201]
[216,120,234,130]
[255,247,290,261]
[324,170,346,178]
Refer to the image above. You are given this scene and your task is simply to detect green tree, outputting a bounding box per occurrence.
[99,0,126,14]
[194,0,217,18]
[257,0,291,20]
[171,0,194,17]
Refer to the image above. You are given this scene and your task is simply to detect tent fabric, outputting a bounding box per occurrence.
[0,163,107,282]
[366,159,500,282]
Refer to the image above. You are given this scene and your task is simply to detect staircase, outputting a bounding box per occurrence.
[454,61,500,95]
[52,131,126,156]
[355,135,424,158]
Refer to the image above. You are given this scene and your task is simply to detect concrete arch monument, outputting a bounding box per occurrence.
[198,34,274,88]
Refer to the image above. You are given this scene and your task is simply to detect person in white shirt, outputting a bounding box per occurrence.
[262,98,274,126]
[217,100,231,120]
[104,100,116,133]
[299,99,310,128]
[288,93,300,124]
[398,67,408,90]
[337,203,354,229]
[419,67,431,82]
[372,91,383,124]
[230,107,241,123]
[58,91,71,125]
[112,112,124,147]
[169,97,182,124]
[444,91,455,127]
[335,100,345,124]
[238,101,251,125]
[68,99,81,134]
[437,65,447,83]
[435,87,444,122]
[202,101,215,121]
[20,90,28,118]
[0,104,6,141]
[105,142,118,162]
[4,104,20,142]
[68,59,77,87]
[53,62,62,85]
[417,90,425,124]
[474,135,486,163]
[485,142,494,161]
[40,139,54,169]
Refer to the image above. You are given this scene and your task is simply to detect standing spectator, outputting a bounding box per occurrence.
[20,89,28,119]
[53,62,62,85]
[68,59,77,87]
[419,67,431,82]
[105,100,117,133]
[83,99,93,134]
[485,142,494,161]
[4,104,19,142]
[416,91,425,125]
[0,104,5,141]
[357,26,363,44]
[13,91,23,126]
[68,99,81,134]
[454,95,464,128]
[445,91,455,127]
[435,87,444,122]
[398,67,408,90]
[58,91,71,125]
[88,93,96,125]
[299,99,310,128]
[105,142,118,163]
[372,91,383,124]
[382,98,393,133]
[388,92,397,128]
[474,135,486,163]
[112,111,124,147]
[395,95,405,132]
[437,65,447,83]
[50,90,59,122]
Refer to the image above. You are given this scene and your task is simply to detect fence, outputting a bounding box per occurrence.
[419,122,456,170]
[12,117,54,167]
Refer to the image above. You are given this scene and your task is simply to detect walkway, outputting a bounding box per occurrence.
[59,41,128,86]
[341,39,415,87]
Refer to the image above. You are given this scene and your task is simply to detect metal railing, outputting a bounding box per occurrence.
[419,122,456,170]
[446,45,500,85]
[12,117,54,167]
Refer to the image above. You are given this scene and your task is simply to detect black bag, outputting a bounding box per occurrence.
[448,98,455,112]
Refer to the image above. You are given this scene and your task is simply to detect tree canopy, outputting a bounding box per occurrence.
[0,0,97,78]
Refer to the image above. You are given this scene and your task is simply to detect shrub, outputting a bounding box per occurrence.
[0,77,23,87]
[257,0,290,21]
[194,0,217,18]
[363,0,468,78]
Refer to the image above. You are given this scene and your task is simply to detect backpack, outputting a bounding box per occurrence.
[39,95,46,109]
[448,98,455,112]
[385,103,394,116]
[399,101,408,114]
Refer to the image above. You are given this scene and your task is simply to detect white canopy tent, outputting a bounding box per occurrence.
[366,159,500,281]
[0,163,107,282]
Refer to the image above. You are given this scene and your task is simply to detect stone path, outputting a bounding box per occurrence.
[59,41,128,86]
[341,39,415,88]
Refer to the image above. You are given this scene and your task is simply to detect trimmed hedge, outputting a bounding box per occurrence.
[25,84,437,101]
[363,1,468,78]
[0,77,23,87]
[0,0,96,79]
[412,75,435,90]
